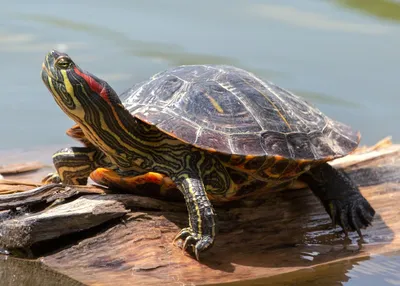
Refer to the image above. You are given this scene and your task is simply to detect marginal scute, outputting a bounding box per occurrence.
[261,131,290,157]
[135,109,174,126]
[322,125,359,156]
[195,129,231,154]
[286,133,315,159]
[123,64,360,161]
[309,131,335,158]
[157,116,198,144]
[230,133,265,155]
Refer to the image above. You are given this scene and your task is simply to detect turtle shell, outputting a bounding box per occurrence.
[121,65,359,160]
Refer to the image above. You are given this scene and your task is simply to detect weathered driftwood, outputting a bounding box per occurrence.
[0,255,84,286]
[0,161,44,176]
[0,193,187,249]
[0,195,128,249]
[0,181,106,209]
[0,138,399,285]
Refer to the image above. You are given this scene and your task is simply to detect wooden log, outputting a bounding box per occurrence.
[0,139,399,285]
[0,182,106,210]
[0,195,128,249]
[0,256,84,286]
[0,161,44,176]
[0,193,186,249]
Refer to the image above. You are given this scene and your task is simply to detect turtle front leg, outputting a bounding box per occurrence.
[172,173,217,260]
[300,163,376,236]
[42,146,111,185]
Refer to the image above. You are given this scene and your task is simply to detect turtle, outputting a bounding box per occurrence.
[41,50,375,260]
[42,123,179,198]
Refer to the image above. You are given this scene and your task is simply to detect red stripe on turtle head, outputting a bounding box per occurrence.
[74,67,111,104]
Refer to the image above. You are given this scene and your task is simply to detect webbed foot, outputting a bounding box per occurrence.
[300,162,376,238]
[328,193,375,237]
[173,227,214,261]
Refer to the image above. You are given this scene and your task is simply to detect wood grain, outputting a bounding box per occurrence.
[0,139,398,285]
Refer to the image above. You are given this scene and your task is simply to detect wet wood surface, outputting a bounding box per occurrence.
[0,137,399,286]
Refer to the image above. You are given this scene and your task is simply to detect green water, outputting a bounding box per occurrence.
[1,1,400,285]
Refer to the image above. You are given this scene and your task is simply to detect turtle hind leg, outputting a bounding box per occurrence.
[299,162,375,236]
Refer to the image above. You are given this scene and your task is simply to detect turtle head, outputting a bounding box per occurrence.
[41,50,122,123]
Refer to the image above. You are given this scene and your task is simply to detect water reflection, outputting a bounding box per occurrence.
[210,251,400,286]
[18,14,241,66]
[250,3,389,34]
[0,29,84,53]
[18,14,284,77]
[18,14,183,54]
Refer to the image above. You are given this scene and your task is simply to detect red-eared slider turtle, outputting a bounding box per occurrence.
[41,50,375,260]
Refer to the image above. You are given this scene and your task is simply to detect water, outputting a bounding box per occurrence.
[0,1,400,285]
[0,252,399,285]
[213,251,400,286]
[1,0,400,150]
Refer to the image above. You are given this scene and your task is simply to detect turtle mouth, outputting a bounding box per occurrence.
[41,62,64,84]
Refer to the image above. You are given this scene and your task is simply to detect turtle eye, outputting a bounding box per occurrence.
[56,57,72,69]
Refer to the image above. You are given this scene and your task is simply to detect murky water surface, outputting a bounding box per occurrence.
[1,1,400,285]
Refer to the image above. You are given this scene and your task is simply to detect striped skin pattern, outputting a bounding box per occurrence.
[41,51,231,258]
[43,124,179,197]
[41,51,375,260]
[46,125,290,201]
[42,123,112,185]
[44,146,112,185]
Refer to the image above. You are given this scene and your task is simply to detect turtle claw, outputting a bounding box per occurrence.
[41,172,62,184]
[328,194,375,237]
[173,227,214,261]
